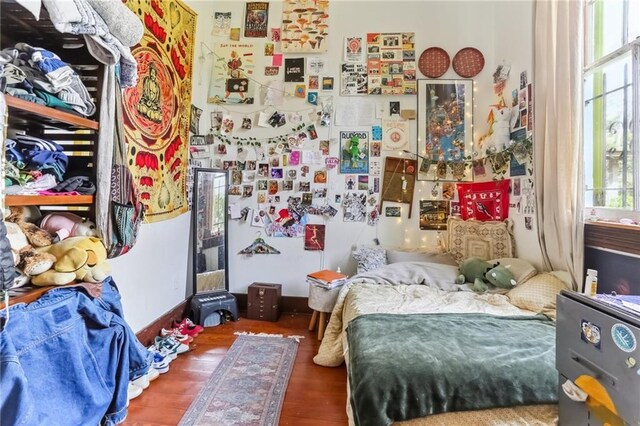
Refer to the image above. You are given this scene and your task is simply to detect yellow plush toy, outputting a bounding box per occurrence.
[31,237,111,286]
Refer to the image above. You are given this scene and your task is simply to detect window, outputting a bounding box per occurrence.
[583,0,639,210]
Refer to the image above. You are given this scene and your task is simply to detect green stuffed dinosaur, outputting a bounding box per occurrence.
[455,257,517,293]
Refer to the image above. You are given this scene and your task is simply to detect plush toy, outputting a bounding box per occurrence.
[455,257,516,293]
[478,101,517,155]
[40,212,98,242]
[5,221,55,278]
[31,236,111,286]
[6,206,53,248]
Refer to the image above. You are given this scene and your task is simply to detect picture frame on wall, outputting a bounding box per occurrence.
[417,79,473,181]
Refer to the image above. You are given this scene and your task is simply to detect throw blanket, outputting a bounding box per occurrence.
[347,313,558,426]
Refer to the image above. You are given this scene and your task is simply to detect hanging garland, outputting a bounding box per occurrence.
[209,122,313,147]
[416,136,533,182]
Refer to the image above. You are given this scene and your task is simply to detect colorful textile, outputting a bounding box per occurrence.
[122,0,196,222]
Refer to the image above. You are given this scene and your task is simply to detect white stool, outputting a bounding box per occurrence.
[308,284,341,341]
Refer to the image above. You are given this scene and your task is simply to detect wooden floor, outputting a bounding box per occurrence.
[123,314,348,426]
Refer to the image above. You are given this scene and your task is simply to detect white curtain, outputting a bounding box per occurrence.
[533,0,584,289]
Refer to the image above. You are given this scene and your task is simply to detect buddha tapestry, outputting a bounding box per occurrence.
[122,0,196,222]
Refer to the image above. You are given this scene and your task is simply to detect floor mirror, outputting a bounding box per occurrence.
[190,168,238,325]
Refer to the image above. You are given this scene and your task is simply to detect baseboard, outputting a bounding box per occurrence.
[135,299,190,347]
[232,293,311,315]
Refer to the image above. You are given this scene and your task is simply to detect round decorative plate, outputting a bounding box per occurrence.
[452,47,485,78]
[418,47,450,78]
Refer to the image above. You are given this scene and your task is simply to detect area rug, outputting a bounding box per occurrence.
[179,333,299,426]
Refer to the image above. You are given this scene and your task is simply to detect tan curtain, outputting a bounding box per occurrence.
[534,0,585,289]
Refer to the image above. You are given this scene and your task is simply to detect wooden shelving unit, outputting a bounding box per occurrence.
[5,194,94,206]
[0,286,57,309]
[6,95,100,130]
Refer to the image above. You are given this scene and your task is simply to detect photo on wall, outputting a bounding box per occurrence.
[419,200,450,230]
[304,224,326,251]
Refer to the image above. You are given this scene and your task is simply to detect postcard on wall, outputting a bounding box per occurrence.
[322,77,334,90]
[208,43,255,104]
[382,119,408,150]
[284,58,305,82]
[340,131,369,174]
[340,63,368,96]
[212,12,232,36]
[366,32,416,95]
[343,192,367,222]
[385,206,401,217]
[230,28,240,41]
[244,2,269,38]
[304,224,326,251]
[271,27,281,42]
[307,57,326,75]
[344,36,363,62]
[419,200,450,230]
[281,0,329,53]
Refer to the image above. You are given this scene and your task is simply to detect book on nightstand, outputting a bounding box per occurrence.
[307,269,347,289]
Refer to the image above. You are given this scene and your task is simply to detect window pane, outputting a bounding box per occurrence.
[584,53,634,208]
[587,0,625,63]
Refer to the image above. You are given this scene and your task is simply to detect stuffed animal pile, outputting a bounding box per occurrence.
[4,206,108,287]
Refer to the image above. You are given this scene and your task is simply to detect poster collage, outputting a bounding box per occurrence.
[189,0,537,253]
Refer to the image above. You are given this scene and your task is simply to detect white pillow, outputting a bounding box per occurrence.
[352,245,387,274]
[489,258,537,285]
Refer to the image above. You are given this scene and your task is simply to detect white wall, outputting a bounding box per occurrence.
[115,0,540,331]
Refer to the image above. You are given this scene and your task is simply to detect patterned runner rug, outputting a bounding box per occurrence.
[179,333,299,426]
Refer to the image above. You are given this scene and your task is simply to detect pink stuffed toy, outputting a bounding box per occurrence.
[40,213,98,242]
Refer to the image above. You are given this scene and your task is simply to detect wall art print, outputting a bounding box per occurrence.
[340,131,369,174]
[281,0,329,53]
[123,0,196,222]
[367,32,416,95]
[417,79,473,181]
[244,2,269,38]
[457,180,510,222]
[208,42,255,104]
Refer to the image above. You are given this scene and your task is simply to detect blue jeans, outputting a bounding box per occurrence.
[0,287,130,425]
[94,277,152,380]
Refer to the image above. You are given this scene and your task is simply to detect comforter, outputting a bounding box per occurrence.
[347,313,557,426]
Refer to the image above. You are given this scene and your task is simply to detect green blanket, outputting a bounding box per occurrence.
[347,313,558,426]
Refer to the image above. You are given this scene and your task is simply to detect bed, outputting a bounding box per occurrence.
[313,228,568,425]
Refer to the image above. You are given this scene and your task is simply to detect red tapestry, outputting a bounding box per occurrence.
[122,0,196,222]
[457,180,510,221]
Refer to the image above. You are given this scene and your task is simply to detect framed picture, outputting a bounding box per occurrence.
[417,79,473,181]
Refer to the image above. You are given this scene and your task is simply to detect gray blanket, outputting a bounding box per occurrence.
[347,313,558,426]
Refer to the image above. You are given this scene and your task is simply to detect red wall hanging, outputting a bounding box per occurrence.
[457,180,510,221]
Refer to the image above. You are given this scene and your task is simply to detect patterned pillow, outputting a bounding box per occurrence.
[507,272,570,319]
[352,245,387,274]
[447,217,514,264]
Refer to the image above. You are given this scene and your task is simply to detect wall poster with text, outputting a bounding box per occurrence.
[208,42,255,104]
[340,131,369,174]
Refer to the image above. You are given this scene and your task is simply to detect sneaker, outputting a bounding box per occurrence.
[155,335,189,356]
[131,373,150,390]
[160,327,192,343]
[148,344,176,362]
[128,382,143,401]
[146,367,160,382]
[173,318,204,337]
[150,350,171,373]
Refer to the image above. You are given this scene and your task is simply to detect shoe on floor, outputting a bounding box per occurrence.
[131,373,150,390]
[148,344,176,362]
[128,382,143,401]
[146,367,160,382]
[155,335,189,356]
[160,327,192,343]
[150,350,171,373]
[173,318,204,337]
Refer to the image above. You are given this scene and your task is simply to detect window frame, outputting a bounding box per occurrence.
[583,0,640,216]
